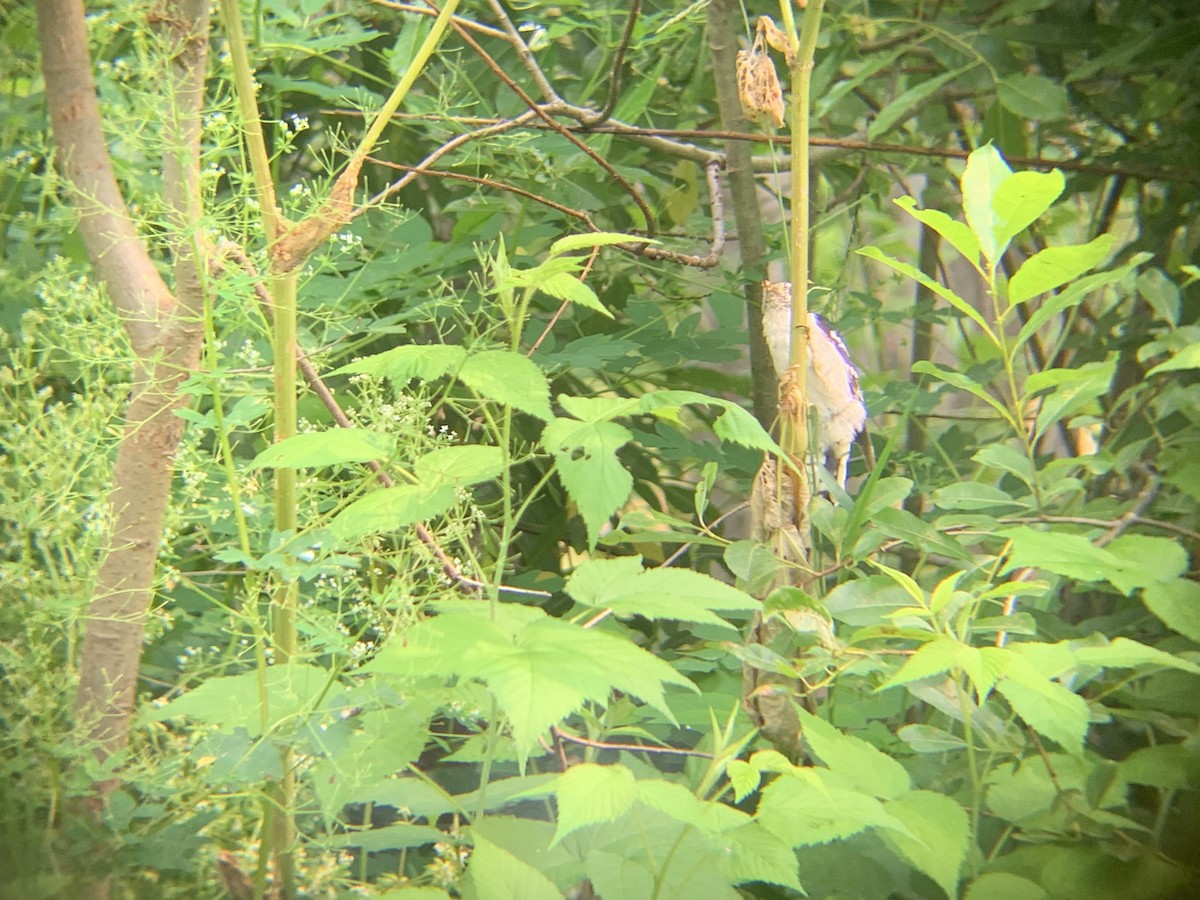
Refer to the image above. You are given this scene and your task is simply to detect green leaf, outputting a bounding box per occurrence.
[757,774,911,847]
[795,708,910,799]
[413,445,505,487]
[1147,343,1200,376]
[1137,267,1182,325]
[1142,579,1200,645]
[1073,637,1200,676]
[459,351,553,420]
[1120,744,1199,790]
[1014,256,1148,350]
[868,65,973,140]
[320,823,445,852]
[878,638,964,690]
[565,556,758,629]
[328,485,457,541]
[248,429,393,469]
[640,390,781,454]
[858,247,996,338]
[1008,235,1116,305]
[722,823,804,891]
[466,832,561,900]
[991,169,1065,256]
[1025,356,1115,441]
[550,231,651,256]
[896,724,968,753]
[998,659,1089,751]
[912,361,1017,427]
[931,482,1025,511]
[726,760,761,803]
[542,417,634,548]
[965,872,1050,900]
[534,271,612,318]
[332,343,466,383]
[997,73,1070,121]
[550,763,637,845]
[894,197,981,269]
[148,662,330,736]
[1105,534,1189,592]
[961,144,1013,265]
[879,791,970,899]
[870,506,975,562]
[1000,525,1159,595]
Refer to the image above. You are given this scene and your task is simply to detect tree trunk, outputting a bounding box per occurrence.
[38,0,210,802]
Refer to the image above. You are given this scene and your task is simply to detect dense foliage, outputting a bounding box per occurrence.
[2,1,1199,898]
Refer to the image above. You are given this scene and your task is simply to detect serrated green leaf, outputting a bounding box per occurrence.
[466,832,561,900]
[1008,235,1115,305]
[880,791,970,899]
[551,763,637,845]
[878,638,961,690]
[1073,636,1200,676]
[320,823,445,852]
[1142,578,1200,644]
[332,343,465,384]
[726,760,761,803]
[640,389,781,454]
[795,708,911,799]
[1015,256,1147,350]
[413,445,504,487]
[148,662,330,736]
[248,429,393,469]
[328,485,457,541]
[459,351,553,420]
[757,774,911,847]
[542,417,634,548]
[534,271,612,318]
[997,662,1089,751]
[722,822,804,891]
[1000,525,1154,595]
[565,556,757,629]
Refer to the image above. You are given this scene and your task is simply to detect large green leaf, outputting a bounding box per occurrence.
[997,73,1070,121]
[565,555,758,629]
[542,416,634,548]
[894,196,981,269]
[757,772,912,848]
[1008,234,1116,305]
[148,662,331,736]
[794,708,910,800]
[1024,356,1115,441]
[328,485,458,540]
[1141,579,1200,645]
[991,169,1065,256]
[331,343,466,383]
[550,763,637,845]
[997,657,1089,752]
[412,445,505,487]
[458,350,553,420]
[961,144,1013,265]
[248,428,393,469]
[880,791,970,899]
[465,833,561,900]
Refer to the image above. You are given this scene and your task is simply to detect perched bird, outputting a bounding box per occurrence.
[761,280,867,487]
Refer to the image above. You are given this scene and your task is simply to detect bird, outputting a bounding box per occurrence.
[761,280,867,488]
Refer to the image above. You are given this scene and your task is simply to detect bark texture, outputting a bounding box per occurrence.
[38,0,210,783]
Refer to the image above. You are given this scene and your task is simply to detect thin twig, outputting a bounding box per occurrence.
[552,727,713,759]
[583,0,642,127]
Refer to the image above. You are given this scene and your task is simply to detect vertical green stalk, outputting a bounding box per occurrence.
[780,0,826,538]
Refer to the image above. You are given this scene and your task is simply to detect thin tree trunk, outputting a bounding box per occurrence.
[38,0,210,806]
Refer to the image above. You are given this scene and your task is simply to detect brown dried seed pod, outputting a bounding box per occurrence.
[736,43,785,128]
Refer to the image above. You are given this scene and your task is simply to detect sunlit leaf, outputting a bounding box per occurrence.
[249,429,393,469]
